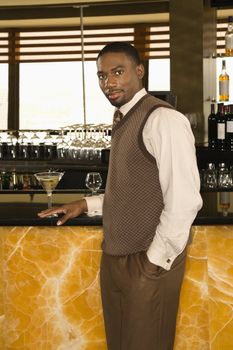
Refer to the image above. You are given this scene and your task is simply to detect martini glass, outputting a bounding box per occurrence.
[34,171,64,216]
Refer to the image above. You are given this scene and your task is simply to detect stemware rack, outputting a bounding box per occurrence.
[0,126,112,163]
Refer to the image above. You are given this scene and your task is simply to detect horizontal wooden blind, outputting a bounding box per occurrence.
[0,32,9,63]
[217,18,229,55]
[145,24,170,59]
[0,22,170,63]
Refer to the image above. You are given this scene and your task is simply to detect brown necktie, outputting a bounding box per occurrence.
[113,109,124,128]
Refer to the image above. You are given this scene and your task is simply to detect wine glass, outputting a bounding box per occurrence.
[18,131,29,159]
[43,130,54,160]
[6,130,17,159]
[56,127,69,159]
[82,124,97,161]
[94,124,107,160]
[69,124,83,160]
[203,163,217,189]
[34,171,64,216]
[30,131,40,159]
[85,172,102,196]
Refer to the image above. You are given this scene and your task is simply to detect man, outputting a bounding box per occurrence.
[38,42,202,350]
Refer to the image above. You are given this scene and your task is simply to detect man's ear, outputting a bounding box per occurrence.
[136,64,145,80]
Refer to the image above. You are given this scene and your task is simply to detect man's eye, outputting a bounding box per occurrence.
[98,74,105,80]
[115,70,123,76]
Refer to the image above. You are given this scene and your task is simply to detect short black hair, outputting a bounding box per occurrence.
[97,42,142,65]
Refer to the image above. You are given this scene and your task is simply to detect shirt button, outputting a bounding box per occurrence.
[166,258,171,263]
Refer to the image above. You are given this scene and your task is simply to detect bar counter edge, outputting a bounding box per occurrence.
[0,214,232,226]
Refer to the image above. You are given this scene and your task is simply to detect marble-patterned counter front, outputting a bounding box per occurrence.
[0,226,105,350]
[1,225,233,349]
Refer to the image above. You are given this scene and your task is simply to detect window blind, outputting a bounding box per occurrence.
[217,18,229,55]
[0,23,170,63]
[0,32,9,63]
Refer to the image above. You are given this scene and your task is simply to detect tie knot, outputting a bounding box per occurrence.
[113,109,124,128]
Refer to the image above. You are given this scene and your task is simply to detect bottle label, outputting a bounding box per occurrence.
[220,192,230,203]
[217,123,225,139]
[219,80,229,96]
[226,36,233,50]
[227,120,233,132]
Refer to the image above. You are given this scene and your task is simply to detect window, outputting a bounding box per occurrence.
[84,61,115,124]
[0,64,8,129]
[148,59,170,91]
[20,62,83,129]
[0,32,8,129]
[18,27,135,128]
[2,23,170,130]
[19,61,114,129]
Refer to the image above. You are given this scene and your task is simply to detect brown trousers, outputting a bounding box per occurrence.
[100,249,186,350]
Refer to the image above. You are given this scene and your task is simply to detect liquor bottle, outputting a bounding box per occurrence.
[219,60,229,101]
[216,103,226,151]
[0,171,11,190]
[219,192,230,217]
[226,104,233,151]
[208,103,217,150]
[225,16,233,56]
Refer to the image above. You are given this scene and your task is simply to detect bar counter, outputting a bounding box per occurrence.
[0,202,102,226]
[1,204,233,349]
[1,201,233,226]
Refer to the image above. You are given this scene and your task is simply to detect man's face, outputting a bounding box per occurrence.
[96,51,144,108]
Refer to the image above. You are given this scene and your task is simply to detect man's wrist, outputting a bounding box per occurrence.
[80,198,88,213]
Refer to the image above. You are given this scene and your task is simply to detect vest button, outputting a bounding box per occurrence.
[166,258,171,263]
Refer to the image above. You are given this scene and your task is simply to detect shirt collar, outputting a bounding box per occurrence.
[115,88,147,116]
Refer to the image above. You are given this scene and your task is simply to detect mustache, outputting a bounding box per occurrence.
[105,88,122,95]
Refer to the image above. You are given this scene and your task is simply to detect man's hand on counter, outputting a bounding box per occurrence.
[37,199,88,225]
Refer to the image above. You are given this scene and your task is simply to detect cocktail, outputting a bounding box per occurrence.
[34,171,64,216]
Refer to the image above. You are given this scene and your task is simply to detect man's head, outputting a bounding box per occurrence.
[96,42,145,108]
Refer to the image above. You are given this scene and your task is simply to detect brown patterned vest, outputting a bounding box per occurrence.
[102,94,173,255]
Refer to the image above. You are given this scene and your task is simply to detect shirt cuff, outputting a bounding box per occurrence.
[146,227,185,270]
[84,194,104,216]
[146,245,175,270]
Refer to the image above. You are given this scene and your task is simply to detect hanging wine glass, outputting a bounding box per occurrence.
[103,124,112,149]
[95,124,108,159]
[56,127,69,159]
[18,131,29,160]
[69,124,83,160]
[6,130,17,159]
[43,130,54,160]
[30,131,40,159]
[82,124,97,161]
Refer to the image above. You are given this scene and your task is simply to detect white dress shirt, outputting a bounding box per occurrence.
[85,88,202,270]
